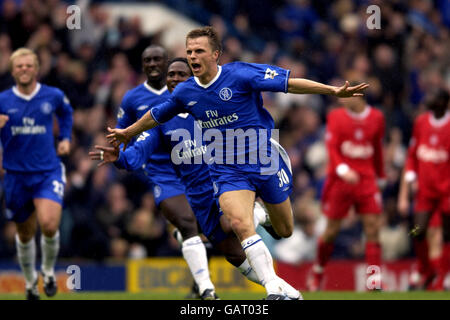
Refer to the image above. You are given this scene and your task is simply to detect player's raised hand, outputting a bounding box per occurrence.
[106,127,130,151]
[88,145,119,167]
[334,81,369,97]
[57,139,71,156]
[0,114,9,128]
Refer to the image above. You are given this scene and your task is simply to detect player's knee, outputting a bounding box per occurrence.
[322,228,339,243]
[364,226,379,241]
[40,219,59,237]
[16,222,37,243]
[229,217,252,237]
[17,231,35,243]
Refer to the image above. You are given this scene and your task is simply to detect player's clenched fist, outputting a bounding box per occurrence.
[57,139,71,156]
[0,114,9,128]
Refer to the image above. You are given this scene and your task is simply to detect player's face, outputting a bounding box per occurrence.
[11,54,38,87]
[142,47,167,83]
[166,61,192,93]
[186,36,219,79]
[339,96,364,112]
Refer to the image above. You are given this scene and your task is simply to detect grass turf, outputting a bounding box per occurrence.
[0,291,449,300]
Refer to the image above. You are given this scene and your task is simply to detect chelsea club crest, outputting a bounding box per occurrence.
[219,87,232,101]
[40,102,52,114]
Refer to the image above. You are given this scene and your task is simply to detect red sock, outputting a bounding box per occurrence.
[430,257,441,275]
[439,244,450,280]
[414,239,432,276]
[317,238,334,268]
[366,241,381,267]
[431,244,450,290]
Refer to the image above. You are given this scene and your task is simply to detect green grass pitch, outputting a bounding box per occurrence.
[0,291,449,300]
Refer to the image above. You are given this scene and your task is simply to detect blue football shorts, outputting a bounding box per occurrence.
[145,171,185,207]
[4,163,66,223]
[210,139,293,204]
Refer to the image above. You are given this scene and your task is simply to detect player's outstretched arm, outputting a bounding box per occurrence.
[89,145,119,167]
[287,79,369,97]
[106,110,158,150]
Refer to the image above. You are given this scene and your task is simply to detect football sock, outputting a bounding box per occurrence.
[365,241,381,267]
[40,231,60,278]
[414,239,432,275]
[182,236,214,294]
[317,237,334,268]
[238,259,261,284]
[439,243,450,282]
[15,235,37,289]
[241,234,280,294]
[430,256,441,275]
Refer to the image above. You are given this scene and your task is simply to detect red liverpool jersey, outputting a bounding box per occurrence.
[325,106,385,180]
[405,111,450,197]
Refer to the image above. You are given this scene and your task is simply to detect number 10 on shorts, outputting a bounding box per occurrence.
[277,169,289,187]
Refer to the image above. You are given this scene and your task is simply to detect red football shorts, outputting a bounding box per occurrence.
[414,191,450,222]
[321,176,382,219]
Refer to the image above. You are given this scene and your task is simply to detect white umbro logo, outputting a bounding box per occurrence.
[188,101,197,106]
[264,68,279,79]
[137,105,149,111]
[177,113,189,119]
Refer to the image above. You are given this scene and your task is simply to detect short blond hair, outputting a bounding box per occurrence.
[9,48,40,72]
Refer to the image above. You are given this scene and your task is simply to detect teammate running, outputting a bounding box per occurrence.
[0,48,73,300]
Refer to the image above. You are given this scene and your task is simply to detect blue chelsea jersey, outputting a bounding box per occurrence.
[116,113,211,196]
[0,83,73,172]
[150,62,290,167]
[116,82,174,176]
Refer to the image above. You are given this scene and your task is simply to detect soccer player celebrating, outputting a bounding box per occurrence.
[0,48,73,300]
[308,82,386,291]
[397,89,450,290]
[115,46,216,299]
[92,58,300,299]
[106,26,368,299]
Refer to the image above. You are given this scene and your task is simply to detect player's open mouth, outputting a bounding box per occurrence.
[191,63,201,72]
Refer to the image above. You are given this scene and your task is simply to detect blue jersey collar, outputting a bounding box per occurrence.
[194,65,222,89]
[12,82,41,101]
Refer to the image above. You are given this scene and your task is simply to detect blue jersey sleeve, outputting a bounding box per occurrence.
[237,62,290,93]
[150,91,186,124]
[116,92,135,129]
[115,129,161,171]
[55,91,73,141]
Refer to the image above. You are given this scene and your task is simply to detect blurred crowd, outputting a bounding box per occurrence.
[0,0,449,265]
